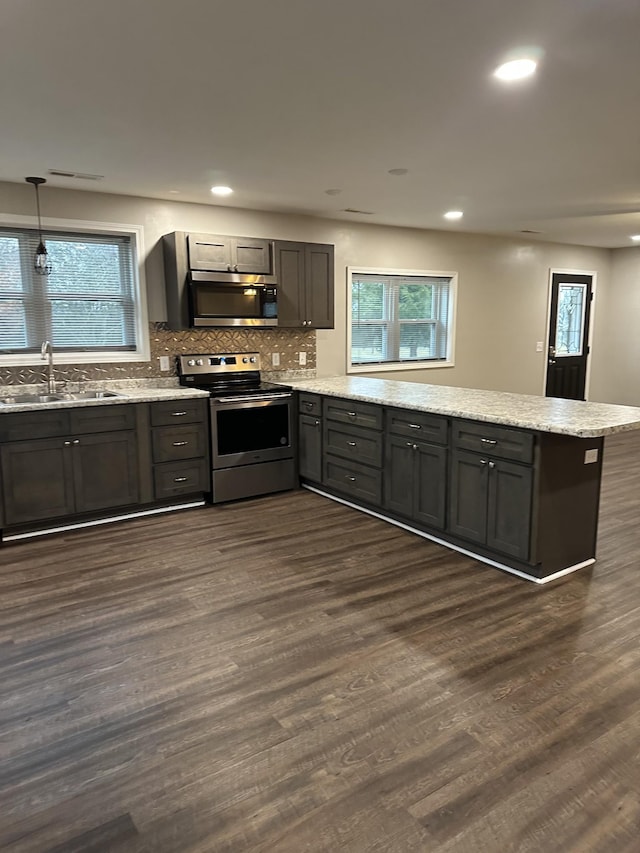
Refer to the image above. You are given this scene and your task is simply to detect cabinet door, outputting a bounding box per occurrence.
[232,238,272,274]
[414,441,447,530]
[486,459,533,560]
[448,450,488,545]
[299,414,322,482]
[274,240,306,327]
[187,233,233,271]
[383,436,414,518]
[0,439,75,525]
[72,431,139,514]
[305,243,334,329]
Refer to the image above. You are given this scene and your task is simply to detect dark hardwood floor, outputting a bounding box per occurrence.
[2,431,640,852]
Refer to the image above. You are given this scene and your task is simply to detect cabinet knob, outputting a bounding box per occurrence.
[72,439,80,445]
[488,461,496,468]
[345,475,357,482]
[64,440,71,446]
[315,420,320,427]
[480,459,488,465]
[305,401,313,409]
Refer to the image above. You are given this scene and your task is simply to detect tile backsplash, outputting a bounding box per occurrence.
[0,323,316,386]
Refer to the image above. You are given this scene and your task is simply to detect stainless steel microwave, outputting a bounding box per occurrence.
[188,272,278,327]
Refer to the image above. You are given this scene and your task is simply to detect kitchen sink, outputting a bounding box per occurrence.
[0,393,64,404]
[58,390,125,400]
[0,390,125,405]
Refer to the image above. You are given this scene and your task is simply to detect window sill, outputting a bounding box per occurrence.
[348,360,455,375]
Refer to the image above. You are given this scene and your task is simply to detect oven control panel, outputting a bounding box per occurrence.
[178,352,261,375]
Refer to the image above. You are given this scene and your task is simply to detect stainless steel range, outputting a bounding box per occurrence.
[178,352,296,503]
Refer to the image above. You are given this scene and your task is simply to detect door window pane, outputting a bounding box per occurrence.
[555,283,586,356]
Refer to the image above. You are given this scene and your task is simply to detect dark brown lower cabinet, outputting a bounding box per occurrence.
[384,435,447,530]
[1,431,139,526]
[448,449,533,561]
[299,414,323,482]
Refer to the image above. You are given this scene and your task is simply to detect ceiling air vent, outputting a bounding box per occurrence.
[520,229,542,234]
[48,169,105,181]
[342,208,375,215]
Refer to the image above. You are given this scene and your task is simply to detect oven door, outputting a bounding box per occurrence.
[210,393,293,469]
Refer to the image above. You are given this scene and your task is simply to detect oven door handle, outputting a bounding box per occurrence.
[211,393,293,404]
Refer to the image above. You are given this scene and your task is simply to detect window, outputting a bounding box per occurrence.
[0,222,148,363]
[348,268,456,372]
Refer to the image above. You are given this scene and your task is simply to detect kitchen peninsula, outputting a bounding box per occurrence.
[291,376,640,583]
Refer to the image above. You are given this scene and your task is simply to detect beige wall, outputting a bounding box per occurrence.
[590,247,640,405]
[0,180,619,399]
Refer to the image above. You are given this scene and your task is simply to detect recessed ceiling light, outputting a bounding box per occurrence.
[211,185,233,196]
[444,210,463,220]
[388,168,408,176]
[631,234,640,242]
[168,190,180,195]
[494,58,537,81]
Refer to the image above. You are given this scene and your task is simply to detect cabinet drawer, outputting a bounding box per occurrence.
[324,456,382,506]
[70,404,136,435]
[323,397,382,431]
[153,460,210,498]
[152,424,207,463]
[452,420,534,464]
[150,398,207,427]
[0,409,70,442]
[386,408,448,445]
[299,392,322,417]
[324,421,383,468]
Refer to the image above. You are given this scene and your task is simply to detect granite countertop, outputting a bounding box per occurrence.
[289,376,640,438]
[0,381,209,414]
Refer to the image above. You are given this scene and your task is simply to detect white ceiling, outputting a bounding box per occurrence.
[1,0,639,248]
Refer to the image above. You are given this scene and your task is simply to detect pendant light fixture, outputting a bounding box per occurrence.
[25,176,52,275]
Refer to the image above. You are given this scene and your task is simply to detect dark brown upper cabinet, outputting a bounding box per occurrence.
[274,241,335,329]
[187,233,272,274]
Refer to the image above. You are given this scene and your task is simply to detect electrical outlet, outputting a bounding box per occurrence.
[299,351,307,366]
[159,356,170,371]
[271,352,280,367]
[536,341,543,352]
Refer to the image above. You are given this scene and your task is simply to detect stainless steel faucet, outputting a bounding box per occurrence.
[41,340,56,393]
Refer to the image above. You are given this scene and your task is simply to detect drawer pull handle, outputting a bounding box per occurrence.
[481,438,497,445]
[407,423,422,430]
[171,411,187,417]
[345,475,357,482]
[172,441,189,446]
[173,476,189,483]
[305,402,313,409]
[347,411,357,418]
[347,441,357,447]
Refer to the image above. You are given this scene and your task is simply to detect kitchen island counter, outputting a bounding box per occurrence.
[289,375,640,438]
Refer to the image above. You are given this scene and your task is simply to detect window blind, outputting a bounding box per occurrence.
[351,273,451,365]
[0,227,137,353]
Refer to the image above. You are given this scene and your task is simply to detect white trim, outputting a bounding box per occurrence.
[347,266,457,375]
[0,213,150,366]
[543,268,597,399]
[2,500,205,541]
[303,484,594,584]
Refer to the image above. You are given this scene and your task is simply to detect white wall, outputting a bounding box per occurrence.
[0,180,619,399]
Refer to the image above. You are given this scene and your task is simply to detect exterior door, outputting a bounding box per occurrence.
[545,272,593,400]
